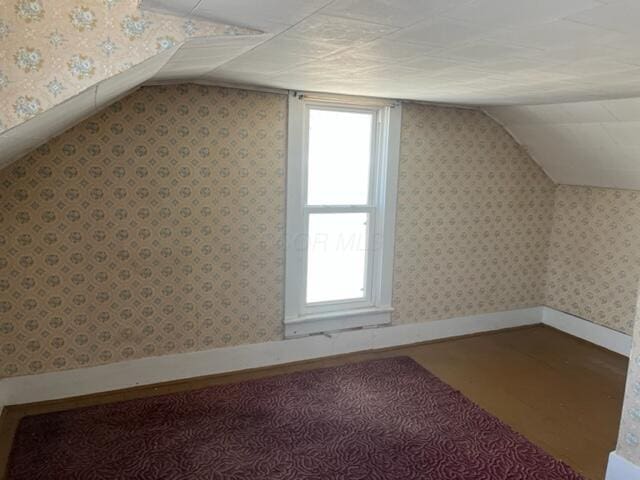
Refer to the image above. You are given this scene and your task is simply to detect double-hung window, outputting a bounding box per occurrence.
[284,92,401,337]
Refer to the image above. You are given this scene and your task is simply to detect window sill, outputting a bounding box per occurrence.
[284,307,393,338]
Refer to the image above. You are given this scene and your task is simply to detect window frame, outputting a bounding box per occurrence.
[284,92,401,338]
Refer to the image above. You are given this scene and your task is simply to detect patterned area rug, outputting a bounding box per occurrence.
[8,357,583,479]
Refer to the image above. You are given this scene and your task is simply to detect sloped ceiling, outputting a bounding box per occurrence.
[5,0,640,191]
[487,98,640,190]
[143,0,640,192]
[145,0,640,105]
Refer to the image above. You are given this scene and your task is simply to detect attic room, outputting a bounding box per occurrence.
[2,0,640,479]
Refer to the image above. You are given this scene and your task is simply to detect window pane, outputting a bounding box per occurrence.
[307,109,373,205]
[306,213,368,303]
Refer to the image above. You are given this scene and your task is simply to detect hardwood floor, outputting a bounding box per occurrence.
[0,324,628,480]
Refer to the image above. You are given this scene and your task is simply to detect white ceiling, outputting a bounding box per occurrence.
[488,98,640,190]
[143,0,640,105]
[153,35,267,82]
[142,0,640,192]
[6,0,640,191]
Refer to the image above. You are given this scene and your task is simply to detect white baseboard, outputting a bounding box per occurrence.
[606,451,640,480]
[0,306,631,415]
[0,307,541,413]
[541,307,632,357]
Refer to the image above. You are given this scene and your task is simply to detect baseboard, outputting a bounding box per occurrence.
[0,305,630,414]
[541,307,632,357]
[0,307,542,413]
[606,451,640,480]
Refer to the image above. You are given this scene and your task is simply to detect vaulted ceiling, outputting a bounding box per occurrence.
[488,98,640,189]
[4,0,640,190]
[146,0,640,105]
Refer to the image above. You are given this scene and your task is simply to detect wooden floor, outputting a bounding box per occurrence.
[0,324,628,480]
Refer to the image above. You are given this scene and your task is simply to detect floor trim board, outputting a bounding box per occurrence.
[5,323,542,415]
[0,306,631,414]
[0,307,542,413]
[541,307,632,357]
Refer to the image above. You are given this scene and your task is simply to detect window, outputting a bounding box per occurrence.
[284,92,401,337]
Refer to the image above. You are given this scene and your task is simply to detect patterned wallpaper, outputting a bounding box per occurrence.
[4,82,638,380]
[0,0,257,133]
[392,103,555,324]
[545,185,640,335]
[0,84,287,377]
[0,86,563,378]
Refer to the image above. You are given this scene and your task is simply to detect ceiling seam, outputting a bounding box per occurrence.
[196,0,337,79]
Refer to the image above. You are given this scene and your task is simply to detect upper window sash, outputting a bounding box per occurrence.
[303,104,377,207]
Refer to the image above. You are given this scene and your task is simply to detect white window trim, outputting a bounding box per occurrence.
[284,92,402,338]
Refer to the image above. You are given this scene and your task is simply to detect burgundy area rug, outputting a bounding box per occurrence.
[8,357,583,480]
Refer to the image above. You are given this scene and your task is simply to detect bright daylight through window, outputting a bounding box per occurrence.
[284,93,401,337]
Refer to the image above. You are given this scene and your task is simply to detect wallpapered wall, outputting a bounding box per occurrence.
[0,0,255,132]
[545,185,640,335]
[0,85,286,377]
[393,103,555,323]
[0,85,559,378]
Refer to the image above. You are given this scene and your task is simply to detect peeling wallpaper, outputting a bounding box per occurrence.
[0,0,257,133]
[545,185,640,335]
[0,86,561,378]
[393,103,555,323]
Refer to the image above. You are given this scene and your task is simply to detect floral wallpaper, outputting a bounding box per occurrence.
[0,86,564,379]
[0,84,287,377]
[393,103,555,324]
[544,185,640,335]
[3,80,639,381]
[0,0,258,133]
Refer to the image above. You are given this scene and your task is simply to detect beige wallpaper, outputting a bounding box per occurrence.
[5,81,640,471]
[0,84,286,377]
[0,87,563,378]
[544,185,640,335]
[392,103,555,324]
[0,0,256,132]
